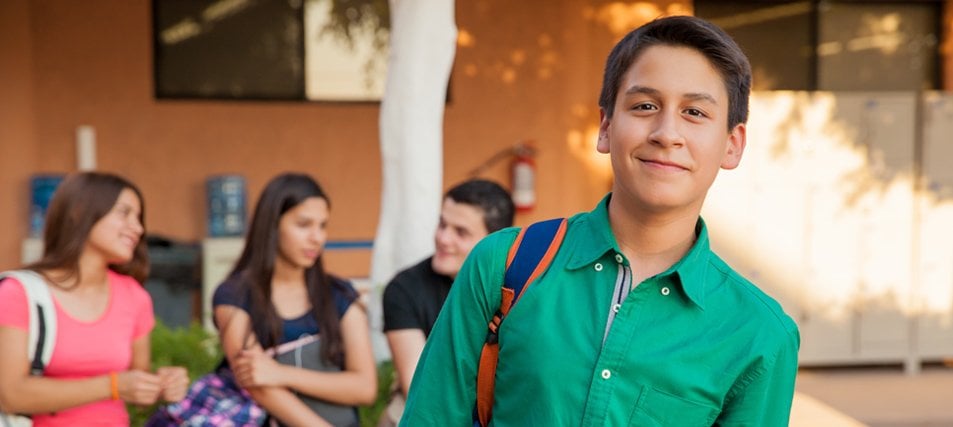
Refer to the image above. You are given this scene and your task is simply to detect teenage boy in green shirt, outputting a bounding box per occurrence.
[401,15,799,426]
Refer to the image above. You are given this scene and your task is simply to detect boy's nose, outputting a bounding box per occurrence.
[649,113,685,147]
[434,228,451,245]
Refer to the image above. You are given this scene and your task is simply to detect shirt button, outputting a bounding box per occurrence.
[601,369,611,380]
[614,254,624,263]
[612,304,621,313]
[594,263,603,272]
[661,287,671,296]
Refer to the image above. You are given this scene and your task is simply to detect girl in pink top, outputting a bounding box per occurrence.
[0,172,189,426]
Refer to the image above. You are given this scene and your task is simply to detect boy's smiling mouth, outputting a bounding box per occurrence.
[639,157,688,171]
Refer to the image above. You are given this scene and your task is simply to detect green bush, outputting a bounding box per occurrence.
[128,320,223,426]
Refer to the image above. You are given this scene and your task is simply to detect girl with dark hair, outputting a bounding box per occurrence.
[212,172,376,426]
[0,172,189,426]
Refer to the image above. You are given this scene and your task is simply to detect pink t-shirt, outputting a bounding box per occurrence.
[0,270,155,427]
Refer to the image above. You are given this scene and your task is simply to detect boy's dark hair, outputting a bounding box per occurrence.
[445,179,515,233]
[598,15,752,130]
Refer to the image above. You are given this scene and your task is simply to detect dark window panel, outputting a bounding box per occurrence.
[154,0,305,100]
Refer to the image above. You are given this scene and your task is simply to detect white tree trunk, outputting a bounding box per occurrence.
[369,0,456,359]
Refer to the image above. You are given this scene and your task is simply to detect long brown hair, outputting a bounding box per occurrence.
[230,172,353,366]
[28,172,149,285]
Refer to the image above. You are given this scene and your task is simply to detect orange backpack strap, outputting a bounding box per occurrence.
[474,218,568,427]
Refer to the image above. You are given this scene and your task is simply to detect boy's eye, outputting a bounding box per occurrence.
[632,103,656,111]
[684,108,706,117]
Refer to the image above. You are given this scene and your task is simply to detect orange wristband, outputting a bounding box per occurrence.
[109,372,119,401]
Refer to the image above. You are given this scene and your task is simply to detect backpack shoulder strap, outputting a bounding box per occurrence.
[0,270,56,375]
[501,218,568,306]
[474,218,568,427]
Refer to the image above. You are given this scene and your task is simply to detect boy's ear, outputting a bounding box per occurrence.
[597,109,610,154]
[721,123,746,170]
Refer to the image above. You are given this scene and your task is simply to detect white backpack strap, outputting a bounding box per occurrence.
[0,270,56,375]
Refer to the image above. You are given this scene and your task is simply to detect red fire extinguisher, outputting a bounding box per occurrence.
[511,141,536,212]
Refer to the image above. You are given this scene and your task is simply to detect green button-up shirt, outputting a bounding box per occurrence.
[401,195,799,426]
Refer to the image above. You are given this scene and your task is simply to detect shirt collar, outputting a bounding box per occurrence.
[667,218,711,310]
[566,194,619,271]
[566,193,712,309]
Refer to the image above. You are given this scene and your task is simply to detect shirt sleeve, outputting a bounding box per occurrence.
[111,272,155,340]
[212,275,248,310]
[715,323,800,426]
[0,278,29,330]
[330,275,357,318]
[399,230,517,426]
[131,281,156,340]
[382,273,422,332]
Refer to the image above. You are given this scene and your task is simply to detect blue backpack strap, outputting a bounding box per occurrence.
[474,218,568,427]
[502,217,568,302]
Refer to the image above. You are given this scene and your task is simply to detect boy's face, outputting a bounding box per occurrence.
[431,198,489,278]
[597,44,745,214]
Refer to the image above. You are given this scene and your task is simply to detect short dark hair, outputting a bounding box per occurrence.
[445,179,515,233]
[598,15,752,130]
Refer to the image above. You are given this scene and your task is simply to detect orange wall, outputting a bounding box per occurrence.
[0,0,37,271]
[2,0,691,276]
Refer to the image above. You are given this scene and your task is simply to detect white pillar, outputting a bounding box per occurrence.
[369,0,457,361]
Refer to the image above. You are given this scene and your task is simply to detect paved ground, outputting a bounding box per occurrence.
[791,364,953,427]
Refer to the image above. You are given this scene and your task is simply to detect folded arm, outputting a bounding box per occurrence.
[275,304,377,405]
[0,326,161,414]
[215,305,331,426]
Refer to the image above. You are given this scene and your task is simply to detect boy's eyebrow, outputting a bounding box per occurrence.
[624,85,660,97]
[684,92,718,105]
[624,85,718,104]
